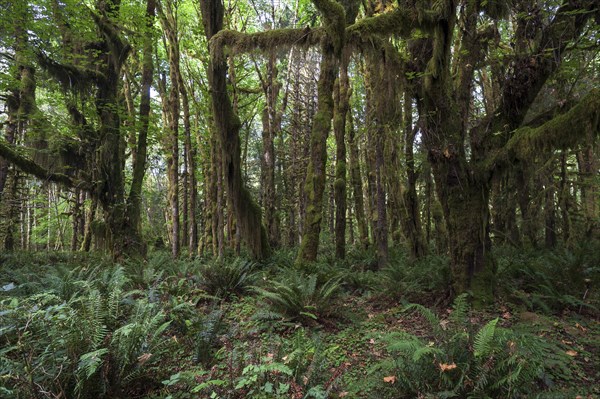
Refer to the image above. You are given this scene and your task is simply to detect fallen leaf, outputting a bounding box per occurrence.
[137,353,152,365]
[339,392,349,398]
[440,320,450,330]
[566,350,578,357]
[439,362,457,372]
[502,312,511,319]
[369,338,376,344]
[575,323,587,332]
[383,376,396,384]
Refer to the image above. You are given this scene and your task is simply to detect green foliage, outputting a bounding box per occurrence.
[194,308,225,367]
[381,252,451,300]
[199,257,257,298]
[255,269,342,322]
[372,296,574,398]
[496,244,599,314]
[0,254,176,398]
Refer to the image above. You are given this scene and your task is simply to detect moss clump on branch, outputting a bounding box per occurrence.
[209,28,324,62]
[505,88,600,160]
[0,139,88,189]
[346,6,438,45]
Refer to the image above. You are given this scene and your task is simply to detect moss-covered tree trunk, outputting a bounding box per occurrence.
[200,0,271,259]
[348,107,369,248]
[159,0,182,258]
[297,0,346,263]
[402,92,426,258]
[332,51,350,259]
[298,49,338,262]
[125,0,155,256]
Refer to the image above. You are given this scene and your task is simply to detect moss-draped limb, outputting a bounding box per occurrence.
[490,88,600,166]
[211,3,439,60]
[210,28,324,61]
[0,139,87,188]
[472,0,600,155]
[346,6,438,45]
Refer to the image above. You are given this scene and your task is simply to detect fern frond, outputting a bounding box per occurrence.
[449,293,469,325]
[402,303,441,333]
[474,318,499,358]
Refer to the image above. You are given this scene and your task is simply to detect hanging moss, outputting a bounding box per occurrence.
[346,5,438,45]
[0,139,83,188]
[480,0,511,19]
[210,28,324,63]
[501,88,600,163]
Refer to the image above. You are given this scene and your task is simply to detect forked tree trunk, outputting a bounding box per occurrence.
[200,0,271,259]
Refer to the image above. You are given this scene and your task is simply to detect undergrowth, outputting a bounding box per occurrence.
[0,244,598,398]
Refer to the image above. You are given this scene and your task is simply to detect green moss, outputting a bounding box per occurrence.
[210,28,324,62]
[470,259,496,309]
[502,88,600,163]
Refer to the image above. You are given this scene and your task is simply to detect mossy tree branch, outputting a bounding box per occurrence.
[210,28,324,61]
[346,6,438,45]
[210,4,440,60]
[0,139,89,189]
[490,88,600,167]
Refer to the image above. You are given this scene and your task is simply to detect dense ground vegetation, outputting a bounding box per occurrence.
[1,0,599,396]
[1,246,599,398]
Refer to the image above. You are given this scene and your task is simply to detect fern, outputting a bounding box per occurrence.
[473,318,499,358]
[256,271,341,322]
[195,308,225,367]
[450,293,469,325]
[199,258,256,298]
[402,303,442,334]
[380,299,574,398]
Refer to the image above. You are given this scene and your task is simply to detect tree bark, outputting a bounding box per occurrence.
[333,49,351,259]
[159,0,181,258]
[125,0,155,256]
[200,0,271,259]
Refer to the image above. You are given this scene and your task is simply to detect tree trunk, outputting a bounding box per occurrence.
[200,0,271,259]
[125,0,155,256]
[259,53,280,248]
[577,139,599,239]
[159,0,181,258]
[348,106,368,248]
[333,50,350,259]
[180,78,198,254]
[297,48,338,262]
[402,94,426,258]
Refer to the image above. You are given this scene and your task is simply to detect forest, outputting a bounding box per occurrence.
[0,0,599,397]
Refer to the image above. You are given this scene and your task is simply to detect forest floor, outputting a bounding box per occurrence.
[1,246,599,398]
